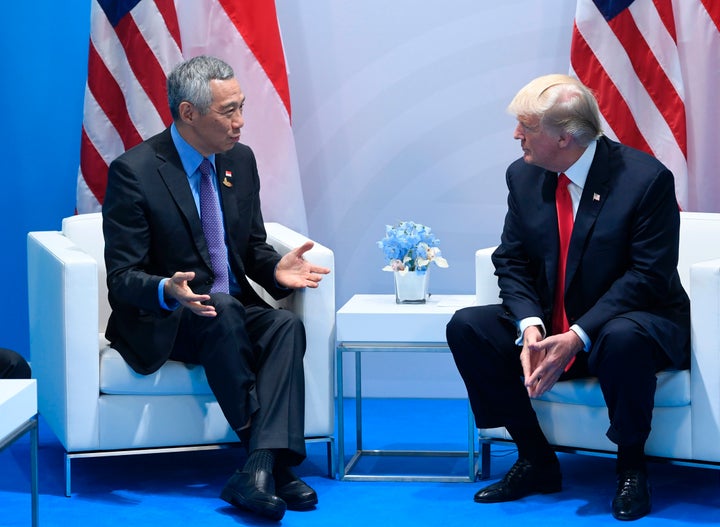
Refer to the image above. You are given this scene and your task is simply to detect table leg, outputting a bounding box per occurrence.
[336,345,345,479]
[31,417,38,527]
[355,349,363,451]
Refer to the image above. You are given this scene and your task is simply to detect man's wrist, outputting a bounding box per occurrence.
[158,278,179,311]
[569,324,591,352]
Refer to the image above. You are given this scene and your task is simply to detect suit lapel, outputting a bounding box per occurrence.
[565,139,610,288]
[542,170,561,293]
[215,154,246,276]
[155,133,213,270]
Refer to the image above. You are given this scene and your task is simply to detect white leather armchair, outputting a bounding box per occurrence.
[27,213,336,495]
[474,211,720,477]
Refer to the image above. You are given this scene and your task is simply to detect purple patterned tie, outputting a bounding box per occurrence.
[199,158,230,294]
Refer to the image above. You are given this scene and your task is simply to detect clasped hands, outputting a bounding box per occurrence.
[164,241,330,317]
[521,325,583,398]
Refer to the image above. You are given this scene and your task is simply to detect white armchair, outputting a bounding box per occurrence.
[27,213,336,495]
[474,211,720,477]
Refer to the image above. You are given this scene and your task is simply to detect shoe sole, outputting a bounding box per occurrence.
[281,495,318,511]
[220,486,287,521]
[474,484,562,503]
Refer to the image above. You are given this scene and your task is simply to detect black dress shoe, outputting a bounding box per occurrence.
[274,466,318,511]
[474,458,562,503]
[612,469,651,521]
[220,468,287,521]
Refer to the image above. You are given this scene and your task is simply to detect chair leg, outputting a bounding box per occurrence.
[326,438,335,478]
[64,452,72,497]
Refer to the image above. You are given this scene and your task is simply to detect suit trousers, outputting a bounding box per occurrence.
[170,293,307,465]
[446,304,672,448]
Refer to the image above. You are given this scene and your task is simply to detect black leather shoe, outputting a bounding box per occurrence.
[274,466,318,510]
[474,458,562,503]
[220,468,287,521]
[612,469,651,521]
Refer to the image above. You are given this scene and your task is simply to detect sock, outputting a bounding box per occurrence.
[617,443,646,474]
[507,422,557,466]
[243,449,275,474]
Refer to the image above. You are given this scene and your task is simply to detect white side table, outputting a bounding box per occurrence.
[336,294,478,481]
[0,379,38,527]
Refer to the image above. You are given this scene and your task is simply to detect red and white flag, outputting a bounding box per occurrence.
[77,0,308,233]
[570,0,720,212]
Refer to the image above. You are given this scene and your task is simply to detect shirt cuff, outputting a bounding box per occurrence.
[516,317,545,346]
[158,278,180,311]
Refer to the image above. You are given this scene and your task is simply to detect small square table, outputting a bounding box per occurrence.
[0,379,38,527]
[336,294,479,481]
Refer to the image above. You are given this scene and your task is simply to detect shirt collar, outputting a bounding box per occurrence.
[562,139,597,189]
[170,123,216,176]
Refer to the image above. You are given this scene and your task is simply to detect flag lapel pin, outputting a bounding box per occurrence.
[223,171,233,188]
[593,193,601,202]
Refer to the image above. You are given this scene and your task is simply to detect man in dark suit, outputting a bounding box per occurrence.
[0,348,31,379]
[102,55,330,521]
[447,74,689,521]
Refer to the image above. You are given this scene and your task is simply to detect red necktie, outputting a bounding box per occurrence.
[552,173,573,337]
[553,173,575,372]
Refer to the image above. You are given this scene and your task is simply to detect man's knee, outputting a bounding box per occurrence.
[448,306,480,338]
[446,305,504,348]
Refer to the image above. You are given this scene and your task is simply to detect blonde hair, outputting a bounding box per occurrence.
[508,74,602,147]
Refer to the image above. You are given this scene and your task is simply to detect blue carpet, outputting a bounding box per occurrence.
[1,398,719,526]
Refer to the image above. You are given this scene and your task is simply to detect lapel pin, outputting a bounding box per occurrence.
[593,193,601,202]
[223,170,233,188]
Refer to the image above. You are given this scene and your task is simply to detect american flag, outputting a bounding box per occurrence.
[77,0,308,233]
[570,0,720,212]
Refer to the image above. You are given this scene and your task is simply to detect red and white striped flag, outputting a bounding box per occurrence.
[570,0,720,212]
[77,0,308,233]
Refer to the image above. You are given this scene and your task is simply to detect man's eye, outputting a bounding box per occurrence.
[224,105,243,116]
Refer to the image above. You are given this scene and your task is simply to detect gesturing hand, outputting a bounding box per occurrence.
[275,241,331,289]
[164,271,217,317]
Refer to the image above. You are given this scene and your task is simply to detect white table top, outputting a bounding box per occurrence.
[0,379,37,440]
[336,294,476,343]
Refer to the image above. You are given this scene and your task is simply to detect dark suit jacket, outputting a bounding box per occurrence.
[102,127,292,375]
[492,136,690,368]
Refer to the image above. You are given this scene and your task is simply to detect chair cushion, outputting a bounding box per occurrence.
[535,369,690,408]
[99,342,213,396]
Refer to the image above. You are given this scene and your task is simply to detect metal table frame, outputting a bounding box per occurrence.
[337,341,479,482]
[0,415,39,526]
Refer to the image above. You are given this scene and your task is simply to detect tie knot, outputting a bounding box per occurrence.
[558,172,571,189]
[199,158,213,178]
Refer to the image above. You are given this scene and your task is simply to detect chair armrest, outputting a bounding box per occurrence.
[475,246,500,305]
[689,257,720,461]
[263,223,336,436]
[27,230,102,450]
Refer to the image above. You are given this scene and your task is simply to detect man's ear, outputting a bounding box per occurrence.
[557,131,572,149]
[178,101,194,123]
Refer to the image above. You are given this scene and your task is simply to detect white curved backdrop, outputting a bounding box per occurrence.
[276,0,577,395]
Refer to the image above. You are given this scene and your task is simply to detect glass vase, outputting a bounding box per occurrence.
[393,270,429,304]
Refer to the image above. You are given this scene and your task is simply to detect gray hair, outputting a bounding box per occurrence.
[507,74,603,147]
[167,55,235,120]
